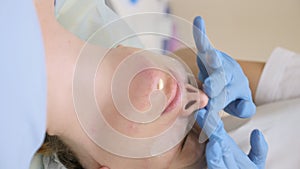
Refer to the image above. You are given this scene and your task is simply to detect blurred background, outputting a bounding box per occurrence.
[170,0,300,61]
[109,0,300,61]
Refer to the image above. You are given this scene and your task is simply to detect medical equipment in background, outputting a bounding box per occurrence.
[108,0,180,53]
[55,0,180,54]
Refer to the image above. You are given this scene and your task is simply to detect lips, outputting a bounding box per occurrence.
[162,83,181,114]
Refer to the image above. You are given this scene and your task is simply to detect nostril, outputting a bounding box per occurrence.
[184,100,197,110]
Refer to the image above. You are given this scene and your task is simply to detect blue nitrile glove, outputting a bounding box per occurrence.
[196,109,268,169]
[193,16,255,118]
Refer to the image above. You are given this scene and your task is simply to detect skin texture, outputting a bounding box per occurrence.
[34,0,209,168]
[35,1,266,168]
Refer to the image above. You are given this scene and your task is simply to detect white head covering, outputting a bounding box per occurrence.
[42,154,67,169]
[55,0,142,47]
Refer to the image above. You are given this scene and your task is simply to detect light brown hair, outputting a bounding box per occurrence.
[38,134,83,169]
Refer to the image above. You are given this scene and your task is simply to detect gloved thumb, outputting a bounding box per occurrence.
[225,99,256,118]
[248,129,268,169]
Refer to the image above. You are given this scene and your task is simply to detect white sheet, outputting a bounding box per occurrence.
[255,47,300,106]
[229,98,300,169]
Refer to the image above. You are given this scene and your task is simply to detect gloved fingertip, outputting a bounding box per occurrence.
[249,129,268,168]
[250,129,268,154]
[236,100,256,118]
[251,129,260,137]
[250,129,260,149]
[193,16,210,54]
[193,16,206,34]
[224,99,256,118]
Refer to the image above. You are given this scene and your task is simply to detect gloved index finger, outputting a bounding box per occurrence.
[193,16,209,53]
[193,16,222,69]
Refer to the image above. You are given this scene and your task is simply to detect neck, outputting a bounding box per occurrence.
[34,0,84,136]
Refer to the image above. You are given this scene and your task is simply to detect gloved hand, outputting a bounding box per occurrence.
[196,109,268,169]
[193,16,256,118]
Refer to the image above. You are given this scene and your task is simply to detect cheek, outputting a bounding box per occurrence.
[96,66,182,138]
[101,106,180,138]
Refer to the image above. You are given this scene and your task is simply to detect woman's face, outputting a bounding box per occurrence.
[34,0,207,167]
[75,45,208,169]
[96,46,189,138]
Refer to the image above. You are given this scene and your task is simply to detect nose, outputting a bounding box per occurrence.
[129,68,177,113]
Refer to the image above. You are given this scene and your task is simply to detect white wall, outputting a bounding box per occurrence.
[170,0,300,61]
